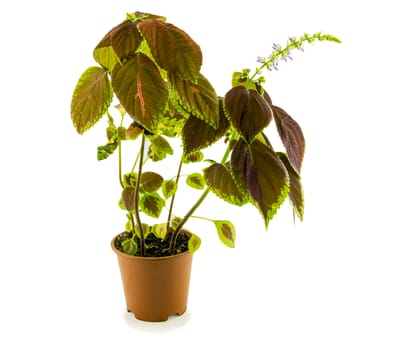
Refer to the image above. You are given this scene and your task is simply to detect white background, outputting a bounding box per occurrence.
[1,0,400,348]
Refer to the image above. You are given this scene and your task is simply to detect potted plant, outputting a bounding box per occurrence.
[70,10,340,322]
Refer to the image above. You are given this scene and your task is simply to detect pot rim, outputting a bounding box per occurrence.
[111,234,192,261]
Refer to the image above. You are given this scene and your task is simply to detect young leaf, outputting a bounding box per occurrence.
[111,53,168,133]
[231,139,290,225]
[140,172,164,192]
[152,223,168,239]
[123,173,137,188]
[182,150,204,163]
[71,66,113,134]
[147,135,174,161]
[134,223,151,238]
[203,162,248,206]
[121,187,136,211]
[277,152,304,221]
[121,239,138,255]
[169,73,219,128]
[272,105,305,172]
[182,98,230,155]
[214,220,236,248]
[186,173,205,190]
[137,20,202,81]
[224,86,272,142]
[97,140,118,160]
[162,179,178,199]
[188,233,202,253]
[139,192,165,218]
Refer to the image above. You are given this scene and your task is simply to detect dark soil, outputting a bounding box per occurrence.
[115,231,190,257]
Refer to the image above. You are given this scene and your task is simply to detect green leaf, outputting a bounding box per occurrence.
[121,239,137,255]
[97,114,119,160]
[183,150,204,163]
[188,233,202,253]
[71,66,113,134]
[110,20,142,60]
[182,98,230,155]
[123,172,137,187]
[162,179,178,199]
[140,172,163,192]
[186,173,205,190]
[231,139,290,225]
[139,192,165,218]
[121,187,136,211]
[152,223,168,239]
[97,140,118,160]
[157,109,186,137]
[138,20,202,80]
[277,152,304,221]
[214,220,236,248]
[134,223,151,238]
[272,105,305,172]
[111,53,168,133]
[224,86,272,142]
[169,73,219,128]
[147,135,173,161]
[204,162,248,206]
[93,28,120,71]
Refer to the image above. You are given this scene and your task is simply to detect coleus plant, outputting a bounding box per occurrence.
[70,11,340,256]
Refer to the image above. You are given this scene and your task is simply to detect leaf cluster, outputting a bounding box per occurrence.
[70,11,339,256]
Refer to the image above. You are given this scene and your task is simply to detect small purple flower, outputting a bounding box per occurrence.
[257,56,265,63]
[272,43,280,51]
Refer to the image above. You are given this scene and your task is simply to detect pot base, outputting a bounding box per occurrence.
[129,307,187,322]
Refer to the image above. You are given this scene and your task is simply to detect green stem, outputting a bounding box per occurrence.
[166,157,184,238]
[118,139,124,188]
[170,130,236,250]
[134,133,146,256]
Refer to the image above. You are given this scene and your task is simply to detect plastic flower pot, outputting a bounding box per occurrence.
[111,235,193,322]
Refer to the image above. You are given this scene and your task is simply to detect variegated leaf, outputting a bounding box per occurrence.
[169,73,219,128]
[139,192,165,218]
[162,179,178,199]
[277,152,304,221]
[121,239,138,256]
[272,105,305,171]
[147,135,174,161]
[204,162,248,206]
[186,173,205,190]
[224,86,272,142]
[214,220,236,248]
[140,172,163,192]
[231,139,290,225]
[93,27,120,71]
[138,20,202,80]
[111,53,168,132]
[121,187,136,211]
[71,66,113,134]
[188,233,202,253]
[182,98,230,155]
[110,20,142,60]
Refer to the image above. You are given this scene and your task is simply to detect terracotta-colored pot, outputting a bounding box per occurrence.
[111,235,193,322]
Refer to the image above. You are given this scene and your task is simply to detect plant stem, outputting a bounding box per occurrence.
[134,133,146,256]
[170,131,236,251]
[118,139,124,188]
[166,157,184,237]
